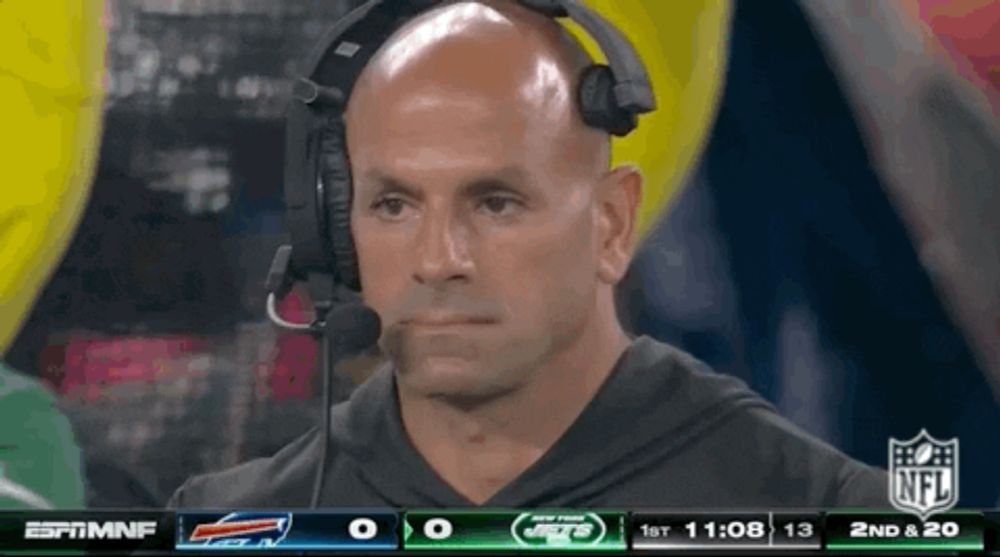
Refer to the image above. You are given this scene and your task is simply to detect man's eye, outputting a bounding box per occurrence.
[478,195,521,216]
[371,197,409,219]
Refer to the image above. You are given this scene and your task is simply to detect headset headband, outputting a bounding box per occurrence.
[294,0,655,113]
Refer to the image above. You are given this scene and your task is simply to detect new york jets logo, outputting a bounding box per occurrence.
[510,511,606,547]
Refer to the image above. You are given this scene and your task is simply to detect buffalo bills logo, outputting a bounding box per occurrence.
[188,512,293,547]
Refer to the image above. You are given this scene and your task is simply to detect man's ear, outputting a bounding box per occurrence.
[595,164,643,284]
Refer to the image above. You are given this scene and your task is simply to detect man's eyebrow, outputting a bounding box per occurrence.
[462,178,522,198]
[359,172,423,200]
[358,166,533,198]
[461,167,532,196]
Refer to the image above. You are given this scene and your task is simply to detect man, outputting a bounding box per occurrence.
[169,0,888,508]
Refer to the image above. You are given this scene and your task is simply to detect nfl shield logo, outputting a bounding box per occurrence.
[889,429,959,520]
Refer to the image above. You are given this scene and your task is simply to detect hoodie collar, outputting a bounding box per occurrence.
[332,336,766,507]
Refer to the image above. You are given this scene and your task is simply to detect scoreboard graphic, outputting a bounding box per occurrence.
[176,510,398,551]
[403,510,626,551]
[0,509,997,553]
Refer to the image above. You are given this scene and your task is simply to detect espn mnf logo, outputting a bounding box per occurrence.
[0,512,173,551]
[24,520,157,540]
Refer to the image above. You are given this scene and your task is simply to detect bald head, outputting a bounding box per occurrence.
[346,0,610,174]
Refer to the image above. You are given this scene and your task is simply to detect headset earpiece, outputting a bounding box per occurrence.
[578,64,638,137]
[317,115,362,291]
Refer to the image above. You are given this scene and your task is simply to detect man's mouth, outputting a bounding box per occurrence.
[400,314,497,328]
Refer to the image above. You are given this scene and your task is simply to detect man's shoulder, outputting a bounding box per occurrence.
[698,402,890,507]
[625,340,889,508]
[167,425,322,509]
[167,366,394,509]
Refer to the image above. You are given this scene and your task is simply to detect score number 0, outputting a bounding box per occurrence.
[348,517,380,540]
[421,517,454,540]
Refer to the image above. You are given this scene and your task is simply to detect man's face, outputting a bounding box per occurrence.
[347,64,605,401]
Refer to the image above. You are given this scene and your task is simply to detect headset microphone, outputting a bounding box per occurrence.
[310,303,381,508]
[266,245,382,508]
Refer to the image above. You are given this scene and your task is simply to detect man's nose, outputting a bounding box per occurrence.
[412,210,474,286]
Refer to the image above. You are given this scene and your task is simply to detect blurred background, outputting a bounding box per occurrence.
[6,0,999,508]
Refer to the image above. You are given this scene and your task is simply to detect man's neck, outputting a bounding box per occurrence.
[396,300,631,504]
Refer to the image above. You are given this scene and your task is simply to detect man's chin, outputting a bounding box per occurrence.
[396,356,512,402]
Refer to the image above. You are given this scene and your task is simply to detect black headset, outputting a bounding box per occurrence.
[268,0,656,303]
